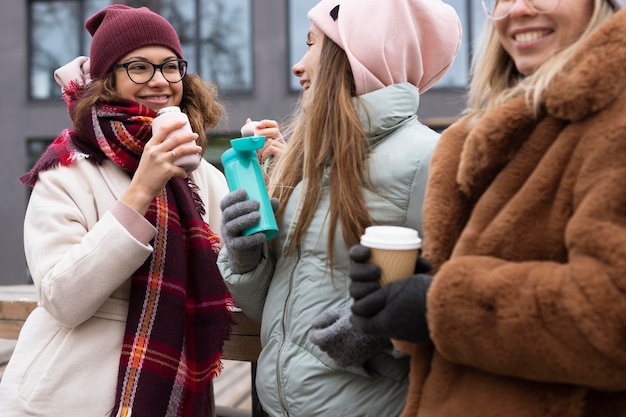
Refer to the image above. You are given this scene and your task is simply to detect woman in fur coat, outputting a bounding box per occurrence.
[348,0,626,416]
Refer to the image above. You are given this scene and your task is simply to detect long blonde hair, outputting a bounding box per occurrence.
[72,72,224,151]
[467,0,615,116]
[268,36,372,264]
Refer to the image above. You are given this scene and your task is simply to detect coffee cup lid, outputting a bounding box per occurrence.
[360,226,421,250]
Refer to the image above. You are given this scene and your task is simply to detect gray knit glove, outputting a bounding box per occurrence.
[309,307,391,368]
[220,189,268,274]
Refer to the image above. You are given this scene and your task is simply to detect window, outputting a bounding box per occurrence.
[25,138,54,170]
[28,0,252,101]
[287,0,487,91]
[287,0,317,91]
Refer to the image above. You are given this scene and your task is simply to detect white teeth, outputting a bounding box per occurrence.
[515,31,547,42]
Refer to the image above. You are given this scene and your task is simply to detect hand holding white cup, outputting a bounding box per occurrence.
[152,106,201,173]
[360,226,422,286]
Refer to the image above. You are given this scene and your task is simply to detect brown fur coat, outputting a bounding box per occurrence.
[397,8,626,417]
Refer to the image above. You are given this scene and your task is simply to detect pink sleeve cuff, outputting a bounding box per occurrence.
[111,201,156,246]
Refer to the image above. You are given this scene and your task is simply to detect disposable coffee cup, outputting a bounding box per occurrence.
[360,226,422,286]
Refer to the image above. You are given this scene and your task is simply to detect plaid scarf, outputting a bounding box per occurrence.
[20,81,234,417]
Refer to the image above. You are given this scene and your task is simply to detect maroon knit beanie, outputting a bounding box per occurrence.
[85,5,184,80]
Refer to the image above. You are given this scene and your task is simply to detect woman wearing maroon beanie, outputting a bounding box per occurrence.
[0,5,233,417]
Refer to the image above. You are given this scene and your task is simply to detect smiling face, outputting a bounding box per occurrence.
[113,45,184,112]
[291,23,324,105]
[494,0,594,75]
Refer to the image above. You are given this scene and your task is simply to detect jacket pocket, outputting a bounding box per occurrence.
[365,353,410,383]
[17,312,68,401]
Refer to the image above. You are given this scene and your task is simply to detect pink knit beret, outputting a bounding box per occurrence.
[308,0,462,95]
[85,5,183,80]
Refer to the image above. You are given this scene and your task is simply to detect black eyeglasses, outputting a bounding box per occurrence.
[113,59,188,84]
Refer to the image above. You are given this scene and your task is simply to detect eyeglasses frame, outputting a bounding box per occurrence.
[480,0,561,20]
[113,58,188,84]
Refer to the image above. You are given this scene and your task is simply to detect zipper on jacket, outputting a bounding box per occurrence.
[275,246,301,416]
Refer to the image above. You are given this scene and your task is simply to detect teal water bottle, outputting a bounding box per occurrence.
[221,135,279,240]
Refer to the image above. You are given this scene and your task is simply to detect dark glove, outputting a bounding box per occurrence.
[220,189,266,274]
[309,307,391,368]
[348,244,433,344]
[348,244,431,301]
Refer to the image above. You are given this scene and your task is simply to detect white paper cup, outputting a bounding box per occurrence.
[240,121,261,137]
[360,226,422,286]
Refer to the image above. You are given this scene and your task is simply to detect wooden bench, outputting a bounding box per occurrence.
[0,285,261,362]
[0,286,36,340]
[0,285,263,417]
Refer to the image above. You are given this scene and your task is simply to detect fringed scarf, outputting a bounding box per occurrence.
[20,81,234,417]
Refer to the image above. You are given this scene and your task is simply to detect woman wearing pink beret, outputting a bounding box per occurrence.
[218,0,462,416]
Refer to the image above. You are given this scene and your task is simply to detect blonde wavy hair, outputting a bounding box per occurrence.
[268,36,372,264]
[467,0,616,116]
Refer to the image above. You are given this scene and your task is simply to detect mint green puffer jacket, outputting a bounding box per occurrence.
[218,83,439,417]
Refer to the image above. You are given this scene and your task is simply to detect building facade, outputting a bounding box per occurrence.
[0,0,484,284]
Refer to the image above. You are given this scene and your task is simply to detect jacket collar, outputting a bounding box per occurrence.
[545,8,626,122]
[456,9,626,197]
[355,82,421,147]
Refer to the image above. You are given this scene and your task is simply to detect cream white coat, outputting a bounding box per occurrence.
[0,158,227,417]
